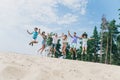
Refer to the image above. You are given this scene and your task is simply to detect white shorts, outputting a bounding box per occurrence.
[70,43,77,48]
[82,43,87,48]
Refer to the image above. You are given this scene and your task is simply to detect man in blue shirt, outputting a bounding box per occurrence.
[68,31,80,58]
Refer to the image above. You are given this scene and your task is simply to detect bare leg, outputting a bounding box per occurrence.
[29,40,38,46]
[73,48,77,57]
[70,48,74,54]
[40,45,45,53]
[38,44,45,53]
[81,47,85,60]
[54,48,56,53]
[62,45,64,55]
[33,41,38,43]
[32,40,38,45]
[29,42,32,45]
[84,46,88,61]
[82,47,85,54]
[37,48,42,52]
[61,44,66,59]
[63,45,67,58]
[62,45,65,55]
[54,48,56,57]
[85,46,87,54]
[70,48,73,58]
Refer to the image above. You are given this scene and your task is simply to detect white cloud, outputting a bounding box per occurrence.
[0,0,88,29]
[58,13,78,25]
[0,0,88,54]
[59,0,88,15]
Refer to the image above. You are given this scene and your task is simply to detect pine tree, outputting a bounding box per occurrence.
[108,20,118,64]
[55,39,61,58]
[93,26,100,62]
[118,9,120,20]
[101,20,119,64]
[87,26,100,62]
[112,9,120,65]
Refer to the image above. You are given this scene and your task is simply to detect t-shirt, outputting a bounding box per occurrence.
[62,39,68,44]
[82,38,88,45]
[71,36,79,43]
[32,31,38,39]
[52,36,59,44]
[46,37,53,46]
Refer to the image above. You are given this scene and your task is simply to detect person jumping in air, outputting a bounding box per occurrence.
[68,31,80,58]
[37,29,47,54]
[45,33,53,57]
[27,27,40,46]
[52,33,60,56]
[81,32,94,54]
[61,33,68,59]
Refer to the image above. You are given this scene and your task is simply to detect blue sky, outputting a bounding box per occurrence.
[0,0,120,54]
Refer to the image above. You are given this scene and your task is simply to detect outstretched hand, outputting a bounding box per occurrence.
[89,38,95,40]
[38,29,41,34]
[27,30,32,35]
[27,30,30,33]
[79,36,83,39]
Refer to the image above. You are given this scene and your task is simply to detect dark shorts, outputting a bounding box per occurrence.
[52,43,57,49]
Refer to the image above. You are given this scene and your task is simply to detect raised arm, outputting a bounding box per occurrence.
[78,36,83,39]
[27,30,33,35]
[68,31,73,38]
[78,36,81,39]
[88,38,94,40]
[58,33,64,38]
[38,29,43,36]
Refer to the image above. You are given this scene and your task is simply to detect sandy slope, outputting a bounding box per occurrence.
[0,52,120,80]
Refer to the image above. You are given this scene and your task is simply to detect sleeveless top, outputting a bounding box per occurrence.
[62,38,68,44]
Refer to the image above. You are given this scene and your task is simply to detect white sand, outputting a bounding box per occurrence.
[0,52,120,80]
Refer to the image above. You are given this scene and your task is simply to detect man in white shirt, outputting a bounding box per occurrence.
[52,33,59,55]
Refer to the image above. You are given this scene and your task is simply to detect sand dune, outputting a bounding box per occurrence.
[0,52,120,80]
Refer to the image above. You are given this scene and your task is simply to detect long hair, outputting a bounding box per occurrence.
[63,34,67,40]
[42,31,45,35]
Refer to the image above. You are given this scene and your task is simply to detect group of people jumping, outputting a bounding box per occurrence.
[27,27,94,59]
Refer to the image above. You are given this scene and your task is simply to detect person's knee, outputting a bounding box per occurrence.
[73,48,76,50]
[63,48,66,51]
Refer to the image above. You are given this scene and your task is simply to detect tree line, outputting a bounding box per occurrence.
[54,9,120,66]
